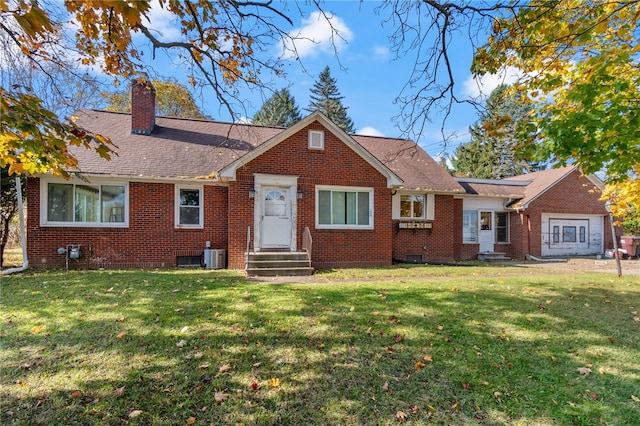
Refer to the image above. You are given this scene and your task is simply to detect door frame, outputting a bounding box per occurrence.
[253,174,298,251]
[478,210,495,253]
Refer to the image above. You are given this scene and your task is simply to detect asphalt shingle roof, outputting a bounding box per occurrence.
[70,109,464,192]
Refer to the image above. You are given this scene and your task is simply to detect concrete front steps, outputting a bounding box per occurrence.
[246,251,314,277]
[477,252,511,262]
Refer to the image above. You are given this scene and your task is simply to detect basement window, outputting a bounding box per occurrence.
[177,255,202,267]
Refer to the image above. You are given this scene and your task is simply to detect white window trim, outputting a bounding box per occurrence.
[462,209,479,244]
[40,178,129,228]
[175,185,204,229]
[393,192,434,220]
[309,130,324,150]
[316,185,374,230]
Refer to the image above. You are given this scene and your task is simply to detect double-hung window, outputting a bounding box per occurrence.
[176,186,203,228]
[44,181,127,226]
[400,195,425,219]
[316,186,373,229]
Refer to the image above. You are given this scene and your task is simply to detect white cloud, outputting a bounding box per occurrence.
[462,66,523,98]
[373,45,390,60]
[357,126,385,137]
[142,1,182,41]
[281,11,353,60]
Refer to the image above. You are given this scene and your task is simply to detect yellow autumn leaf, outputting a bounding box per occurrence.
[268,378,280,387]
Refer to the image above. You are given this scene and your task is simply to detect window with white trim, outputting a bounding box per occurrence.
[400,194,425,219]
[176,185,203,228]
[463,210,478,243]
[316,186,373,229]
[309,130,324,150]
[45,182,127,226]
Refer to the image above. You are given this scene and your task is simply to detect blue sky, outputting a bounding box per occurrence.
[129,1,519,158]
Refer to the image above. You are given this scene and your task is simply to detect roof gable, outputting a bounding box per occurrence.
[219,111,403,187]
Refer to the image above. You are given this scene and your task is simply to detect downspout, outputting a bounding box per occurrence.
[2,177,28,275]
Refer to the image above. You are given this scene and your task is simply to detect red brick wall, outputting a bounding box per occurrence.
[131,80,155,134]
[392,195,458,263]
[511,170,609,259]
[27,178,228,269]
[228,122,393,269]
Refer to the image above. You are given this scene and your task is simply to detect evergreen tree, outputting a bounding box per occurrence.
[306,66,355,133]
[253,88,301,127]
[451,84,543,179]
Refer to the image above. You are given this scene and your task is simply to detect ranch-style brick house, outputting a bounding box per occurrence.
[26,79,615,274]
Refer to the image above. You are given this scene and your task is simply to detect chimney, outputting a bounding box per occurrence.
[131,74,155,135]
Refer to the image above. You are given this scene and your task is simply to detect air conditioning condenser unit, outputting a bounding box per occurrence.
[203,249,226,269]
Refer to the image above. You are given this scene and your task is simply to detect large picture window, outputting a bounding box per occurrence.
[400,195,425,219]
[45,182,127,226]
[176,186,203,228]
[317,186,373,229]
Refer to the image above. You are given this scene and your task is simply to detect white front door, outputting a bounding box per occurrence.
[261,186,292,248]
[478,210,495,253]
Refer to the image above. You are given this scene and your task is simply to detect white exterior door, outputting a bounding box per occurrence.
[478,210,494,253]
[252,174,298,251]
[261,187,291,248]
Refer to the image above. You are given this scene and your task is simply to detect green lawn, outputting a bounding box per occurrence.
[1,266,639,425]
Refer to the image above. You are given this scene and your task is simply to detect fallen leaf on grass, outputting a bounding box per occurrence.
[463,383,472,390]
[423,355,433,362]
[415,362,426,371]
[219,364,232,373]
[251,381,259,390]
[268,378,280,387]
[186,416,196,424]
[396,410,408,421]
[577,367,592,375]
[214,391,229,402]
[70,390,83,399]
[198,362,210,369]
[129,410,143,418]
[176,339,187,348]
[116,331,128,339]
[393,335,404,343]
[631,395,640,402]
[114,386,125,397]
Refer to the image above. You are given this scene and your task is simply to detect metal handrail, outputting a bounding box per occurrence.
[245,226,251,268]
[302,227,312,267]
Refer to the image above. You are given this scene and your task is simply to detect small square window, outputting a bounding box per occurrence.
[309,130,324,150]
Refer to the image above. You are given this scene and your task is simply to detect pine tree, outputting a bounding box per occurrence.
[306,66,355,134]
[252,88,302,127]
[452,84,543,179]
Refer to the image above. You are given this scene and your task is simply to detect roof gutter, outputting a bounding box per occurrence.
[2,177,28,275]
